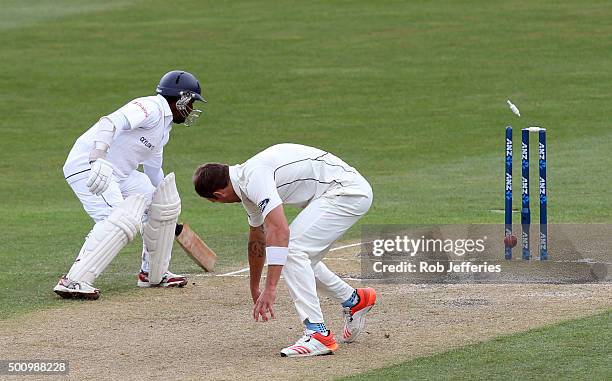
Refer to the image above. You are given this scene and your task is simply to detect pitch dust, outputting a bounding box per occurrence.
[0,245,610,380]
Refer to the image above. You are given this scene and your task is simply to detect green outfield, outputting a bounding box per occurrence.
[1,0,610,379]
[341,310,612,381]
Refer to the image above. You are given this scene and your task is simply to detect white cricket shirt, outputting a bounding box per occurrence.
[63,95,172,182]
[229,143,367,227]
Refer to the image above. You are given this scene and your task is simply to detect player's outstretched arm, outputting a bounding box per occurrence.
[253,205,289,322]
[248,225,266,303]
[263,205,289,251]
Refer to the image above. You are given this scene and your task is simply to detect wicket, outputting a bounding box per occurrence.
[505,127,513,260]
[505,126,548,260]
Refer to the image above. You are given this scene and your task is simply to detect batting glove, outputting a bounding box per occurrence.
[87,159,113,195]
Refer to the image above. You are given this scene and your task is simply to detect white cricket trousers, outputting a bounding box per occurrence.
[282,175,373,324]
[65,170,156,273]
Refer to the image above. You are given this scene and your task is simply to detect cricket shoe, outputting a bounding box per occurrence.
[53,276,100,300]
[280,329,339,357]
[137,271,188,288]
[341,287,377,343]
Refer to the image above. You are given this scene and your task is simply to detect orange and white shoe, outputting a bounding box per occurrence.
[280,330,339,357]
[342,287,377,343]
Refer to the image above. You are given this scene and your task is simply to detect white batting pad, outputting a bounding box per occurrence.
[67,194,147,284]
[143,173,181,284]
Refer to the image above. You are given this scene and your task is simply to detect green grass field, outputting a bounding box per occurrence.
[1,0,610,379]
[341,310,612,381]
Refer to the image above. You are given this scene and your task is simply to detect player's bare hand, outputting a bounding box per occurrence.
[87,159,113,195]
[253,288,276,322]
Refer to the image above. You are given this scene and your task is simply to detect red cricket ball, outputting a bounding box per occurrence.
[504,235,518,248]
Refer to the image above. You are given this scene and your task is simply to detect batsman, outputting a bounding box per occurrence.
[193,143,377,357]
[56,70,208,300]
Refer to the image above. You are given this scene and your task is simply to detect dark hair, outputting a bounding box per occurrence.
[193,163,230,198]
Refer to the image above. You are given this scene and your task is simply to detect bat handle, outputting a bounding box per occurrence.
[175,223,184,236]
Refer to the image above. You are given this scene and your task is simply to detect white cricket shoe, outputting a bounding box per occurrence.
[137,271,188,288]
[280,329,339,357]
[53,276,100,300]
[341,287,377,343]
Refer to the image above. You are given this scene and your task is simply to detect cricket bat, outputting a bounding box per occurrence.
[175,223,217,272]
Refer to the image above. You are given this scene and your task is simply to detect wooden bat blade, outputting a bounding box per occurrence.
[175,223,217,272]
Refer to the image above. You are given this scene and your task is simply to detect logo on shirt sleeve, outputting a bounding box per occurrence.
[132,101,150,117]
[258,198,270,213]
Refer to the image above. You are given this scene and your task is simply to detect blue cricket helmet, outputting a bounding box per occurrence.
[156,70,206,102]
